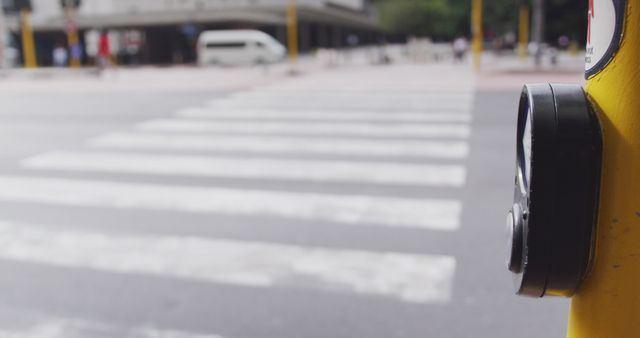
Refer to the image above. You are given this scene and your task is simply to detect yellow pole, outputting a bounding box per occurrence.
[65,2,81,68]
[518,4,529,59]
[19,9,36,68]
[567,2,640,337]
[286,0,299,69]
[471,0,483,71]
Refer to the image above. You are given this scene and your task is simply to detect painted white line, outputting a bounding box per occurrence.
[0,176,462,230]
[0,315,224,338]
[138,119,471,139]
[177,107,473,123]
[253,88,475,94]
[254,84,475,92]
[89,133,470,159]
[0,222,456,303]
[23,151,467,187]
[208,99,471,111]
[132,327,224,338]
[220,95,474,106]
[231,91,474,99]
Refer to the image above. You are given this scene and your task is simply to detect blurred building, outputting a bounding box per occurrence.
[3,0,379,65]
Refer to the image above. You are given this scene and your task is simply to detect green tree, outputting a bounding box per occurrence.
[375,0,458,39]
[374,0,588,44]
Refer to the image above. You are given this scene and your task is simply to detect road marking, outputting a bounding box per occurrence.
[239,84,475,92]
[138,119,471,138]
[0,222,456,303]
[249,88,474,94]
[177,107,473,123]
[208,98,471,111]
[236,83,475,90]
[0,315,224,338]
[23,151,467,187]
[230,91,474,100]
[0,176,462,230]
[89,133,470,159]
[218,94,474,105]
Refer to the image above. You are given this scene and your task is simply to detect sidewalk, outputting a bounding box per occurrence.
[477,52,586,91]
[0,52,381,93]
[0,65,299,93]
[0,50,589,93]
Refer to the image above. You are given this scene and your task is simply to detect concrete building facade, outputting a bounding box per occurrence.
[3,0,379,65]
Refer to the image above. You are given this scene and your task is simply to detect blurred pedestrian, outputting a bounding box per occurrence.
[453,36,469,63]
[98,30,111,71]
[52,44,68,67]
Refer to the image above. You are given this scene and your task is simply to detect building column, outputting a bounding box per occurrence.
[317,24,329,48]
[332,26,343,49]
[299,22,311,52]
[275,25,287,46]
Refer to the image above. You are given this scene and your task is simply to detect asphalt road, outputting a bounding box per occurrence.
[0,64,569,338]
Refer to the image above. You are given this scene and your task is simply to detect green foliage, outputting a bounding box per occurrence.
[375,0,458,39]
[374,0,588,44]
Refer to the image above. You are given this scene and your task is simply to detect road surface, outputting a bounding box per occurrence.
[0,64,571,337]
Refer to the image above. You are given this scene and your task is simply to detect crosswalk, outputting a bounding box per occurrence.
[87,133,469,158]
[22,152,467,187]
[0,307,225,338]
[1,65,475,337]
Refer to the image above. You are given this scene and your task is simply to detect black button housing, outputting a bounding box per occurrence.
[509,84,602,297]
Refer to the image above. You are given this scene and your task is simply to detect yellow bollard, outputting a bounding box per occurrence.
[567,1,640,337]
[518,4,529,59]
[471,0,483,71]
[20,9,36,68]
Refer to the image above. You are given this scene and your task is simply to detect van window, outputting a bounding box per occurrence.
[205,42,246,49]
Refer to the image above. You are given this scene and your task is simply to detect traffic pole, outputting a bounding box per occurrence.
[531,0,544,66]
[286,0,299,73]
[19,9,36,68]
[567,1,640,337]
[518,3,530,59]
[471,0,483,71]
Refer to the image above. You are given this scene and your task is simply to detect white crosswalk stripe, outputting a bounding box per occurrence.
[137,119,472,138]
[23,151,467,187]
[0,221,456,304]
[207,97,471,111]
[229,91,474,99]
[89,133,470,159]
[210,100,469,112]
[0,314,224,338]
[177,107,473,123]
[0,176,462,230]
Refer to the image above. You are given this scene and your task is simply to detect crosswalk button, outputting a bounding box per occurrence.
[508,84,603,298]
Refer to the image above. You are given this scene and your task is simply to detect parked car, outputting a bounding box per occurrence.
[197,30,286,67]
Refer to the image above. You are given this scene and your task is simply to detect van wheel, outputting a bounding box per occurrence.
[255,58,266,66]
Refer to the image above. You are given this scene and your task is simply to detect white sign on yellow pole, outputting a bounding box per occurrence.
[585,0,624,78]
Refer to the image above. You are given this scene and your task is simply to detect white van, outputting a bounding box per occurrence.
[197,30,286,67]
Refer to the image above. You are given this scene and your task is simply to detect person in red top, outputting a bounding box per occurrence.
[98,30,111,70]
